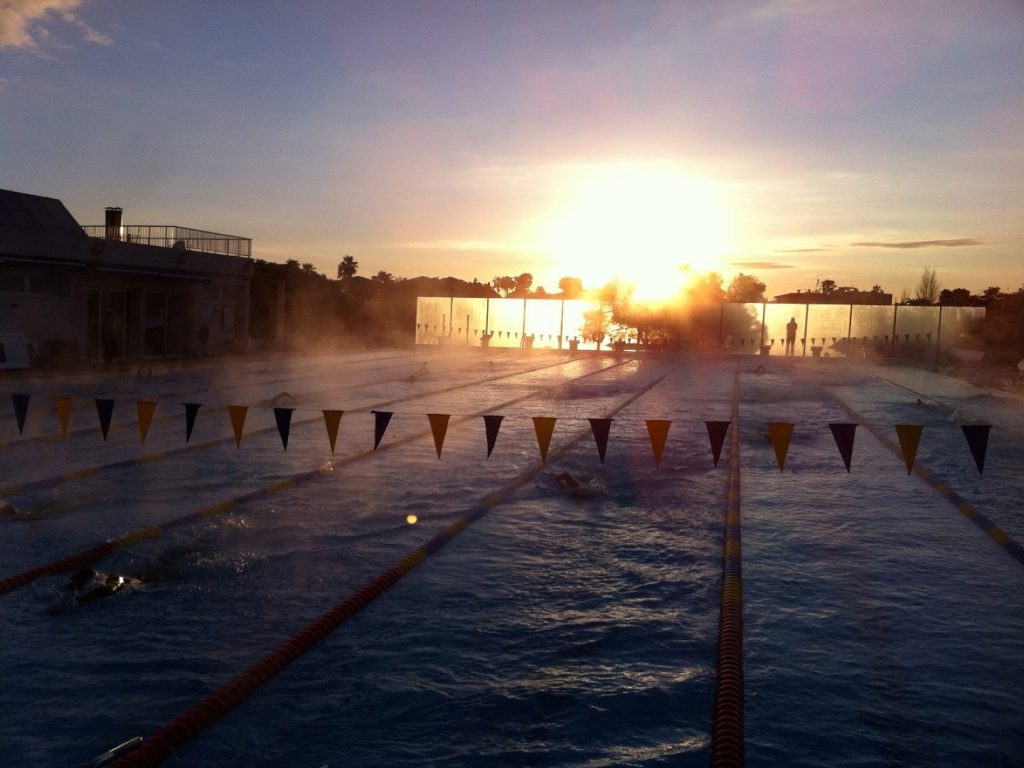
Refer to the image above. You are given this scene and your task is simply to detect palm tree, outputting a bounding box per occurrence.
[337,255,358,281]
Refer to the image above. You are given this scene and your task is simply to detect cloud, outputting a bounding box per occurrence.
[0,0,111,53]
[729,261,795,270]
[851,239,982,249]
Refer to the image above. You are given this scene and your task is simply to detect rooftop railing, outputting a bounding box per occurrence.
[82,225,252,259]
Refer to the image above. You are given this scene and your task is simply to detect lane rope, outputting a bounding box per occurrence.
[0,360,630,597]
[816,378,1024,569]
[710,364,744,767]
[110,365,677,767]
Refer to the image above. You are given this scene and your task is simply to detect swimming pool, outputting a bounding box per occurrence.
[1,351,1022,766]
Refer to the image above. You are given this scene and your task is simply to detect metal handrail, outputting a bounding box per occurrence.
[82,225,252,258]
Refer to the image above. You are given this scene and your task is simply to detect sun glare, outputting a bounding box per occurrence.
[541,164,733,305]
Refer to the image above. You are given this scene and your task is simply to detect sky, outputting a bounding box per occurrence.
[3,0,1023,300]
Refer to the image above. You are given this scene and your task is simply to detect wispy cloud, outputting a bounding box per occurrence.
[852,239,982,249]
[0,0,111,53]
[730,260,795,269]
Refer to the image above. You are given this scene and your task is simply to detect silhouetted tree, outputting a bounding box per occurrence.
[371,270,396,284]
[915,266,940,304]
[726,272,766,303]
[491,275,516,297]
[512,272,533,297]
[938,287,972,306]
[558,276,584,298]
[818,278,837,295]
[337,255,358,280]
[301,262,317,275]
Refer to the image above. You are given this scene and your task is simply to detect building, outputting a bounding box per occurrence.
[0,189,253,365]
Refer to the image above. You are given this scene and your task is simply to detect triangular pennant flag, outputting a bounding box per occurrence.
[136,401,157,446]
[227,405,248,449]
[373,410,393,450]
[766,423,795,472]
[532,417,556,464]
[95,398,115,441]
[588,418,613,464]
[184,403,201,443]
[894,424,923,475]
[11,393,29,435]
[705,421,731,467]
[828,423,857,472]
[56,396,72,437]
[483,414,504,458]
[274,408,294,450]
[427,414,451,458]
[645,419,671,468]
[961,424,990,476]
[322,410,343,453]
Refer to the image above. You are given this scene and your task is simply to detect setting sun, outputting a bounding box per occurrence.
[541,164,733,304]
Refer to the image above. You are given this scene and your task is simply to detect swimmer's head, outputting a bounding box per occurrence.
[70,568,97,590]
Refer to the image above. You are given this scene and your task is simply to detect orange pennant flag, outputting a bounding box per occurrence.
[322,410,343,453]
[427,413,451,458]
[645,420,671,468]
[766,422,795,472]
[136,401,157,445]
[227,405,248,449]
[894,424,923,475]
[532,417,557,464]
[56,396,72,437]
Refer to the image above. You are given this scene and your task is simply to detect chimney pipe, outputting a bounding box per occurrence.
[105,207,123,241]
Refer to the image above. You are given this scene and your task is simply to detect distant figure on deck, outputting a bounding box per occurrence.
[785,317,798,356]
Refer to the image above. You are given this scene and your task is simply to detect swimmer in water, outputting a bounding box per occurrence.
[68,568,141,605]
[555,472,582,490]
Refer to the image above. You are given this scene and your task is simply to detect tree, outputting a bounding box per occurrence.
[726,272,766,303]
[337,255,358,280]
[914,266,940,304]
[818,278,837,295]
[491,275,516,297]
[938,287,972,306]
[371,270,395,285]
[512,272,533,297]
[982,286,1001,300]
[870,284,885,294]
[558,276,584,299]
[301,262,317,275]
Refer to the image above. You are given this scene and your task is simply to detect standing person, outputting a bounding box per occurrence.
[785,317,798,356]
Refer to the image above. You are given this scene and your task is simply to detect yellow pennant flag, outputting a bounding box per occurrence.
[894,424,923,475]
[532,416,557,464]
[56,396,72,437]
[427,414,451,458]
[136,401,157,445]
[766,422,795,472]
[645,420,671,468]
[227,405,248,449]
[322,410,343,453]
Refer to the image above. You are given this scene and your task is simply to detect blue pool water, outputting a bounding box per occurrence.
[1,351,1022,766]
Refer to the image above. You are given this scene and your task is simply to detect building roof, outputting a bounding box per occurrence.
[0,189,84,235]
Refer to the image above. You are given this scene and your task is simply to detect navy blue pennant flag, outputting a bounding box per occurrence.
[588,418,613,464]
[705,421,731,467]
[373,411,393,450]
[11,393,29,435]
[184,403,202,443]
[829,422,858,472]
[274,408,294,451]
[483,414,504,458]
[95,398,115,441]
[961,424,991,476]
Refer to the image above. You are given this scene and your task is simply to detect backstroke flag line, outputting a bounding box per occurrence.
[228,406,248,449]
[589,418,612,464]
[645,420,671,468]
[322,410,343,454]
[767,422,795,472]
[895,424,924,475]
[705,421,731,467]
[427,414,450,458]
[136,401,157,446]
[829,423,858,472]
[532,417,557,464]
[483,414,504,458]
